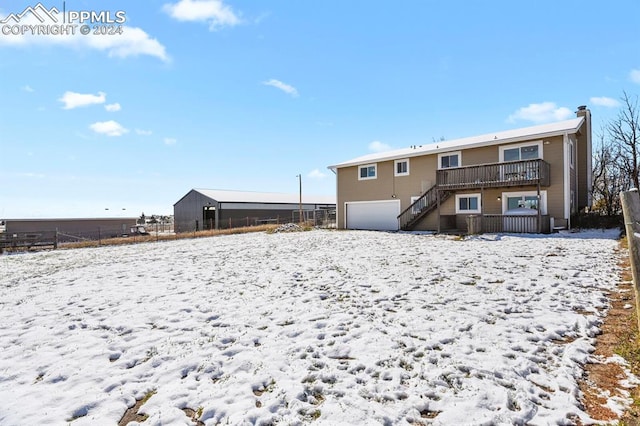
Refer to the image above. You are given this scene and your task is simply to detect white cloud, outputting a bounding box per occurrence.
[589,96,619,108]
[163,0,241,30]
[105,103,121,112]
[86,27,169,61]
[0,14,169,62]
[18,172,45,178]
[308,169,327,179]
[369,141,392,153]
[22,85,34,92]
[507,102,573,123]
[630,69,640,84]
[89,120,129,137]
[59,91,106,109]
[263,79,299,97]
[136,129,153,136]
[164,137,177,145]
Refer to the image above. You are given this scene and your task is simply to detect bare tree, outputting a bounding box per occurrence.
[608,91,640,190]
[592,132,627,215]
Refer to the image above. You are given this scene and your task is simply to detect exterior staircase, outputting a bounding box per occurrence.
[398,186,451,230]
[397,159,551,231]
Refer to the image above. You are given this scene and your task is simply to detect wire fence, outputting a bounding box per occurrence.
[0,231,58,253]
[189,210,336,232]
[0,223,174,246]
[0,210,337,252]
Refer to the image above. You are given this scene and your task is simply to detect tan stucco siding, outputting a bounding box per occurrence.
[575,115,591,210]
[539,136,565,221]
[459,145,499,165]
[337,161,395,201]
[392,155,439,205]
[569,135,577,211]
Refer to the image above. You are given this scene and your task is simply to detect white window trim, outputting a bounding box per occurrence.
[437,151,462,170]
[501,190,548,215]
[455,193,482,214]
[394,158,410,177]
[358,163,377,181]
[569,139,575,169]
[499,140,543,162]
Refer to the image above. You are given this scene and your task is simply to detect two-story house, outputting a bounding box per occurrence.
[328,106,592,233]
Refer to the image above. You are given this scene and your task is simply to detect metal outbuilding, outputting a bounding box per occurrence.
[0,218,138,241]
[173,189,336,232]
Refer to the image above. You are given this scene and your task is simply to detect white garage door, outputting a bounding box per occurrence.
[345,200,400,231]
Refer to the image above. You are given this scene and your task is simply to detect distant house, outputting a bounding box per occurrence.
[173,189,336,232]
[328,106,592,233]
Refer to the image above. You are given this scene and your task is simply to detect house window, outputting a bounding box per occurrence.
[455,193,481,214]
[507,195,539,210]
[502,190,548,214]
[569,140,575,169]
[358,164,377,180]
[500,141,542,162]
[438,151,461,169]
[394,159,410,176]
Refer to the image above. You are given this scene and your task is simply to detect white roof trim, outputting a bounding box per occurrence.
[328,117,585,170]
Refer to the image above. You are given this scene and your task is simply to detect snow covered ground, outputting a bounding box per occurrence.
[0,229,632,425]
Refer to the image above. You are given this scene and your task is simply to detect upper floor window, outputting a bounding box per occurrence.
[499,141,542,162]
[394,159,410,176]
[358,164,377,180]
[438,151,461,169]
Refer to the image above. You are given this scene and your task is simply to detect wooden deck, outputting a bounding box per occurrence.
[436,159,550,190]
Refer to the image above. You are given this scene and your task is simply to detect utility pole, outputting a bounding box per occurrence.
[296,174,303,225]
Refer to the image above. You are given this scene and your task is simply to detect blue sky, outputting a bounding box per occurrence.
[1,0,639,218]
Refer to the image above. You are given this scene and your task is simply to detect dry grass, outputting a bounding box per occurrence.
[580,236,640,425]
[59,224,280,250]
[117,389,156,426]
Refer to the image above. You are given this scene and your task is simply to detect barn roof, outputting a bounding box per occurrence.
[177,189,336,206]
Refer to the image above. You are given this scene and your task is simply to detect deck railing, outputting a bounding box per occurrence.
[436,159,550,190]
[469,214,550,234]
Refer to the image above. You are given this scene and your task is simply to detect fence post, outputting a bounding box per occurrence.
[621,189,640,332]
[466,215,481,235]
